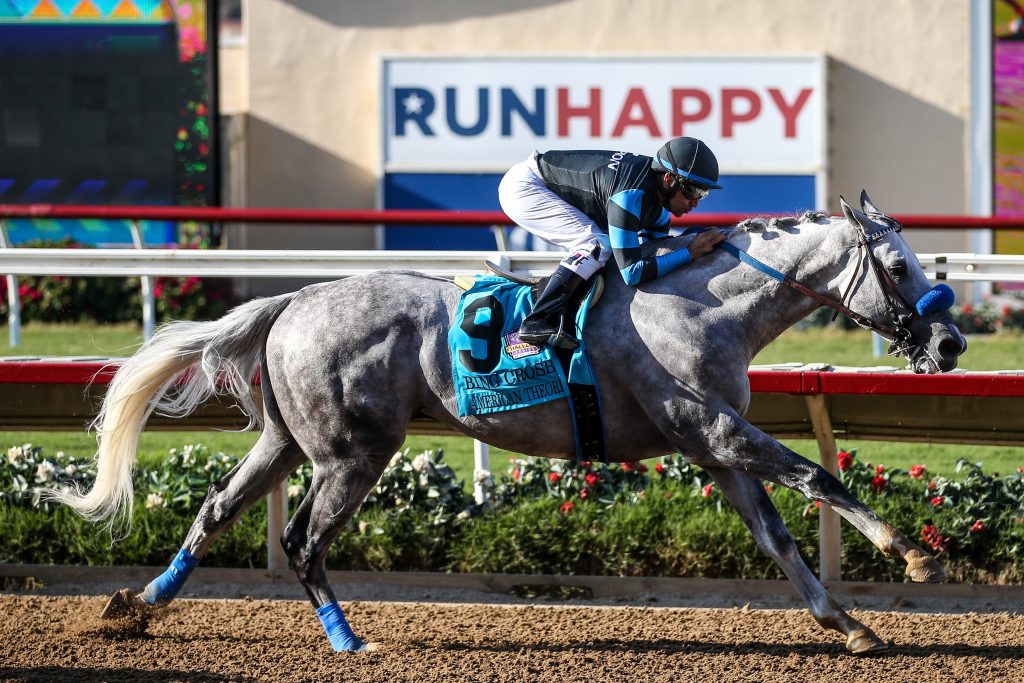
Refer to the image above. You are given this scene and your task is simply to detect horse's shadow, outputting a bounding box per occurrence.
[420,638,1024,661]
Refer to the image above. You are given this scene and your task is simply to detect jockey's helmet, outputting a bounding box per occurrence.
[651,137,722,190]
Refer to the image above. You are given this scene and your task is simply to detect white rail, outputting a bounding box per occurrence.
[0,247,1021,280]
[0,248,559,278]
[918,253,1024,282]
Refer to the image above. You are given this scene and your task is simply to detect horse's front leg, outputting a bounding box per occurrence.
[691,407,946,583]
[704,466,886,654]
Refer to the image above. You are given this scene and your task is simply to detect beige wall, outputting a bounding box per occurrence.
[218,43,249,116]
[230,0,973,269]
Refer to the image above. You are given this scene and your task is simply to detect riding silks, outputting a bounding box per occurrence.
[449,274,607,462]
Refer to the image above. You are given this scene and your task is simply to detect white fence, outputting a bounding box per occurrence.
[2,247,1022,344]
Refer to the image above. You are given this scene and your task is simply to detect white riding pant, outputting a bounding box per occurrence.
[498,151,611,280]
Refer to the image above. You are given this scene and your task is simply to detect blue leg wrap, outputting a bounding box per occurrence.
[141,547,198,606]
[316,601,366,652]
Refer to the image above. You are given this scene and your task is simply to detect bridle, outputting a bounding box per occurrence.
[833,214,920,357]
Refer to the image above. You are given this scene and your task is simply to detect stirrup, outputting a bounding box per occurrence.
[547,330,579,350]
[519,318,579,350]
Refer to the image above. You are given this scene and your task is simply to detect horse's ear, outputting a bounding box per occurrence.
[840,195,858,224]
[860,189,883,216]
[840,195,872,233]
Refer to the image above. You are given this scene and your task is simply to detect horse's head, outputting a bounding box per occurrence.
[835,191,966,374]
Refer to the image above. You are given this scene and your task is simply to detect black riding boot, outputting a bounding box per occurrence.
[518,265,588,350]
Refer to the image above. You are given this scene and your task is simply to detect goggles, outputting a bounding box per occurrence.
[679,181,710,201]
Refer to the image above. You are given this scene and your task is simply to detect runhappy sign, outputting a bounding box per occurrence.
[382,56,824,173]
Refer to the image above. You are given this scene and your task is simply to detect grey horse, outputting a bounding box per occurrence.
[48,192,965,655]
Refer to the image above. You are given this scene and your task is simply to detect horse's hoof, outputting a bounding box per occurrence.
[846,628,888,655]
[905,549,947,583]
[100,588,147,620]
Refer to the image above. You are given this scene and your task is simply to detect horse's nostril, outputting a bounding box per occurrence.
[937,336,963,357]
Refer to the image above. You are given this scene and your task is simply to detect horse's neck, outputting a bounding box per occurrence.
[712,218,848,357]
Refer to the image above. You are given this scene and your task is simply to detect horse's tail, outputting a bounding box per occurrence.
[42,292,298,530]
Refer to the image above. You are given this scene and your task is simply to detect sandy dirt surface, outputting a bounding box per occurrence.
[2,593,1024,683]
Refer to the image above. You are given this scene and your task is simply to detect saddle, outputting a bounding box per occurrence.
[455,260,605,312]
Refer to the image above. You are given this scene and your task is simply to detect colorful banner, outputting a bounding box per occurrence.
[0,0,217,246]
[994,0,1024,259]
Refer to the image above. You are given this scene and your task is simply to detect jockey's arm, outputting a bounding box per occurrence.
[606,192,721,286]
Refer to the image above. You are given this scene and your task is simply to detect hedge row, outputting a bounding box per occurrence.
[4,444,1024,583]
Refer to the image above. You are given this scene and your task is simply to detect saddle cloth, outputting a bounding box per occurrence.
[449,272,607,462]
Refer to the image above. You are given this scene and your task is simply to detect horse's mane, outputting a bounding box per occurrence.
[642,210,831,258]
[734,209,830,233]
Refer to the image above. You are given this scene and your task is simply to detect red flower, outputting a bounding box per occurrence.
[559,501,574,513]
[153,283,165,298]
[909,464,927,479]
[870,475,887,493]
[580,488,591,500]
[579,461,591,469]
[815,500,821,509]
[655,462,665,475]
[512,469,521,482]
[702,484,713,498]
[622,462,636,472]
[764,483,774,494]
[181,276,200,295]
[928,479,936,491]
[549,472,561,484]
[837,451,853,472]
[931,496,945,507]
[920,524,948,552]
[875,464,886,475]
[970,520,985,534]
[585,472,599,487]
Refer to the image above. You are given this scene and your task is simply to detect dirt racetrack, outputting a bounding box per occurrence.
[2,594,1024,682]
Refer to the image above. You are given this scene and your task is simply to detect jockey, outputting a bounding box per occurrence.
[498,136,727,349]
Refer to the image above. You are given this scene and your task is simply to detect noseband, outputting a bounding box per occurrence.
[835,215,954,358]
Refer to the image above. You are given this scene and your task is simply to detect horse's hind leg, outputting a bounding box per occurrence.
[282,439,398,652]
[704,466,887,655]
[102,426,306,618]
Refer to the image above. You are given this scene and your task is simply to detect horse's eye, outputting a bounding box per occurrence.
[888,262,907,280]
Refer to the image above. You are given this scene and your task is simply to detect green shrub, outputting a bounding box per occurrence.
[4,442,1024,582]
